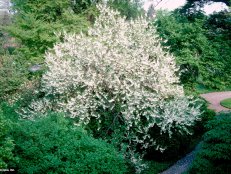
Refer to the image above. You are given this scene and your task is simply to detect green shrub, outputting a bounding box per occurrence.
[0,108,15,168]
[0,102,20,122]
[11,113,128,174]
[0,29,27,101]
[0,55,27,101]
[189,113,231,174]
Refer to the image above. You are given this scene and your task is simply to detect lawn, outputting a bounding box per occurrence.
[220,98,231,109]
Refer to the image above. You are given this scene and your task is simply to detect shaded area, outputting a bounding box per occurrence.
[160,143,202,174]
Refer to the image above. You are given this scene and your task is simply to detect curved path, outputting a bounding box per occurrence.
[200,91,231,112]
[160,91,231,174]
[160,143,202,174]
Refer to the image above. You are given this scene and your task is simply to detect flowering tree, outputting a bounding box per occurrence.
[21,4,201,171]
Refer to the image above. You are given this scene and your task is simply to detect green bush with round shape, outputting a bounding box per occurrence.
[189,113,231,174]
[12,113,128,174]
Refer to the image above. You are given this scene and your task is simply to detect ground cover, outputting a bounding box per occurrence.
[220,98,231,109]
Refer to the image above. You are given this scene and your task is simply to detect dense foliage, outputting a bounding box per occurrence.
[145,102,215,162]
[0,28,26,100]
[18,5,202,172]
[8,0,95,63]
[155,10,231,90]
[8,0,143,64]
[0,0,144,100]
[0,0,229,173]
[190,113,231,174]
[10,113,128,174]
[0,108,15,168]
[0,54,27,101]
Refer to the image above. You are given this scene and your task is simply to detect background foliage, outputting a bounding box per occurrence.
[8,0,95,63]
[155,10,231,91]
[108,0,144,19]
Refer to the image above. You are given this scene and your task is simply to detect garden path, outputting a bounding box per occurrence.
[200,91,231,112]
[159,91,231,174]
[160,143,202,174]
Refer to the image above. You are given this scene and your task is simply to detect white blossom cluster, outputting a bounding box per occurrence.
[23,4,201,156]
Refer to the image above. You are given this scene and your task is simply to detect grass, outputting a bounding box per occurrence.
[220,98,231,109]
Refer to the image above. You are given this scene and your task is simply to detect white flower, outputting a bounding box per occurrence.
[20,4,202,171]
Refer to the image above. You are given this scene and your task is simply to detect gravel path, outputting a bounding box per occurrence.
[160,91,231,174]
[160,143,202,174]
[160,152,195,174]
[200,91,231,112]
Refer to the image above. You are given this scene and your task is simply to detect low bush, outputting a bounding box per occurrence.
[11,113,128,174]
[189,113,231,174]
[0,108,15,168]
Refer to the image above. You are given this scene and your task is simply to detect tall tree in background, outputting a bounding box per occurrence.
[186,0,230,7]
[107,0,144,19]
[179,0,230,17]
[155,7,231,90]
[7,0,144,64]
[8,0,98,63]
